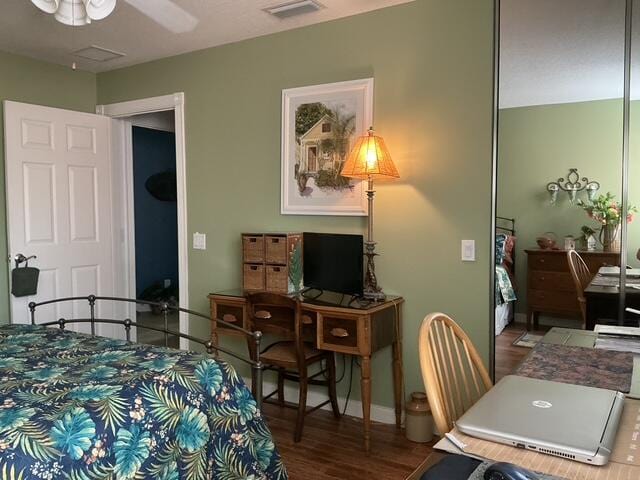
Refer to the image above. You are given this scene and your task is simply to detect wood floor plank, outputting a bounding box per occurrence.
[264,403,433,479]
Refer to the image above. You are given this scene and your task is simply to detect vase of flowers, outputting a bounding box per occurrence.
[577,192,636,252]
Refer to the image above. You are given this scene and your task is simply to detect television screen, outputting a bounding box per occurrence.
[303,232,363,296]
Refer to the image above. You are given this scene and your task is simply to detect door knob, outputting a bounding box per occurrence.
[14,254,36,268]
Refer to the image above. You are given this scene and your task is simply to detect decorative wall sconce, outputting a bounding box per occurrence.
[547,168,600,204]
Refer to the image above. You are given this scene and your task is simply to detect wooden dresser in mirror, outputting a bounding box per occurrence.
[525,249,620,330]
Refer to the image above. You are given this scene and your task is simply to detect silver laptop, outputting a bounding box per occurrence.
[456,375,625,465]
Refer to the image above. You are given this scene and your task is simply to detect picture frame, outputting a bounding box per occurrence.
[281,78,374,216]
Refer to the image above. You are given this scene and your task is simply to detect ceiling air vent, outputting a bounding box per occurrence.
[265,0,323,19]
[72,45,126,62]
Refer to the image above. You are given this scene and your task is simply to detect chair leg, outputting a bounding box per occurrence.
[277,368,285,407]
[327,354,341,418]
[294,372,308,443]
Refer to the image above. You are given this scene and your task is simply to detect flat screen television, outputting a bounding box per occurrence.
[303,232,363,296]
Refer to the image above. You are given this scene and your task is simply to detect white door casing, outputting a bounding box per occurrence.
[4,101,115,334]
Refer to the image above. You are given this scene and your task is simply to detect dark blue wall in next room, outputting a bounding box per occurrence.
[133,126,178,297]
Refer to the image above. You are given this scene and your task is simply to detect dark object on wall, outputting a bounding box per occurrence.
[145,170,177,201]
[11,265,39,297]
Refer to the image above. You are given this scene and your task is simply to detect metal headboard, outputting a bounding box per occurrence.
[27,295,264,408]
[496,216,516,274]
[496,216,515,236]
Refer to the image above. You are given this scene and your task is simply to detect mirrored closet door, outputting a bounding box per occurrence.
[493,0,627,380]
[621,2,640,329]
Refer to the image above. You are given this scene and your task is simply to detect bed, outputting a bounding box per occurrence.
[495,217,517,336]
[0,296,287,480]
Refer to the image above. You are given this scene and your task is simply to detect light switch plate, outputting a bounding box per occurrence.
[193,232,206,250]
[461,240,475,262]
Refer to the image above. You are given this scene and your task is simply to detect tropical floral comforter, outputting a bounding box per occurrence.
[0,324,287,480]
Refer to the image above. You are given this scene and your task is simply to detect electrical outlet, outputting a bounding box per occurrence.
[193,232,206,250]
[461,240,475,262]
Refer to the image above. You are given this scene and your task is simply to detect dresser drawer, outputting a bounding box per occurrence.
[528,271,575,292]
[527,253,568,272]
[317,314,365,355]
[528,289,579,313]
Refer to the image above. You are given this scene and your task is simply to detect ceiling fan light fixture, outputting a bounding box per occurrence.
[83,0,116,21]
[31,0,59,14]
[31,0,116,26]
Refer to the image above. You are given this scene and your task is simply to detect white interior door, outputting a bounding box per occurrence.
[4,101,115,334]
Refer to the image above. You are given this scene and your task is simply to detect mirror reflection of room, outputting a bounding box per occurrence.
[495,0,625,380]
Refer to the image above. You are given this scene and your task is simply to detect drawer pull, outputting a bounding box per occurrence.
[302,315,313,325]
[539,259,545,263]
[330,328,349,338]
[540,276,545,281]
[249,238,257,243]
[271,238,280,244]
[255,310,272,320]
[222,314,237,323]
[250,265,259,271]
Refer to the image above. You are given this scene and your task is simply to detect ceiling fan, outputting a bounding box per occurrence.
[30,0,199,33]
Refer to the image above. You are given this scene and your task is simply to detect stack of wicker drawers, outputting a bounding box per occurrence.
[242,233,303,293]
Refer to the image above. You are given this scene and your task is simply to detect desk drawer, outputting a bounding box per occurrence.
[528,289,579,313]
[584,255,620,272]
[209,300,246,337]
[528,271,575,292]
[317,314,365,355]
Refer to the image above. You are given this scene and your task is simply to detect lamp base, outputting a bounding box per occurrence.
[363,243,385,302]
[363,289,386,301]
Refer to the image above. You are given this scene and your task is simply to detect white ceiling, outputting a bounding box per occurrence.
[500,0,633,109]
[0,0,415,73]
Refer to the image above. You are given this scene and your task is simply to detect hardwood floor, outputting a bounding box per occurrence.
[495,322,548,382]
[263,403,434,479]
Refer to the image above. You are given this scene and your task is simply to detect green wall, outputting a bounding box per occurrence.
[0,51,96,323]
[96,0,495,408]
[497,99,628,316]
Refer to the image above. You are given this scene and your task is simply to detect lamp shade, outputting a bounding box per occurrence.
[340,127,400,179]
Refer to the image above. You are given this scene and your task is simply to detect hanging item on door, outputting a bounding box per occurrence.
[145,170,177,202]
[11,254,39,298]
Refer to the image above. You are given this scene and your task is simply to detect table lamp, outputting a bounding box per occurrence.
[341,127,400,300]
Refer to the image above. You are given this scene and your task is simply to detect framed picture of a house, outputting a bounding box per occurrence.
[281,78,374,215]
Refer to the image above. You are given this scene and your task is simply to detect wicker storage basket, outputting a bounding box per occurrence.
[243,264,265,291]
[265,265,288,293]
[243,235,264,263]
[265,236,288,264]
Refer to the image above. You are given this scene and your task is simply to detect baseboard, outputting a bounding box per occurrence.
[244,377,401,425]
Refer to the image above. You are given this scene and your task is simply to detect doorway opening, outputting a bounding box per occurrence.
[130,115,179,346]
[97,93,188,349]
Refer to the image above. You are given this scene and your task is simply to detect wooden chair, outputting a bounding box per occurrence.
[418,313,492,435]
[567,250,593,328]
[246,292,340,442]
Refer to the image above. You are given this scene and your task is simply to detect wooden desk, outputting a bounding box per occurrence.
[584,269,640,329]
[208,290,404,453]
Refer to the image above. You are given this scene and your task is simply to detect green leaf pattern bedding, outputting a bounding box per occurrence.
[0,324,287,480]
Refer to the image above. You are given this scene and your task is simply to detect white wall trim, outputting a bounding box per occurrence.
[244,377,401,426]
[97,93,189,350]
